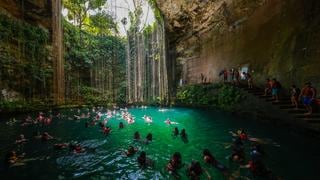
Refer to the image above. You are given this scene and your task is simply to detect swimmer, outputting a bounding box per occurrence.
[134,131,141,140]
[41,132,54,142]
[103,126,112,135]
[126,146,138,157]
[5,151,19,167]
[145,116,153,123]
[54,143,69,150]
[119,122,124,129]
[15,134,28,144]
[173,127,179,136]
[167,152,183,174]
[146,133,153,142]
[180,129,188,143]
[203,149,228,173]
[137,151,154,168]
[69,143,85,153]
[164,118,171,125]
[241,158,272,178]
[186,160,211,179]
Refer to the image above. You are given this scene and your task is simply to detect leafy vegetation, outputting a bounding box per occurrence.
[0,13,51,101]
[176,84,246,110]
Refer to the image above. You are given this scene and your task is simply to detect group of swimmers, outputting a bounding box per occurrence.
[4,107,278,179]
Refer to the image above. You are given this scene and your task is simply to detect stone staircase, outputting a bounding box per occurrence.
[238,85,320,132]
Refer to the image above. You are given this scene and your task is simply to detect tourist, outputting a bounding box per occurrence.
[126,146,138,157]
[5,151,19,167]
[173,127,179,136]
[223,69,228,83]
[243,72,253,89]
[263,79,272,96]
[54,143,69,150]
[167,152,183,174]
[69,143,85,153]
[299,82,317,115]
[21,115,33,126]
[271,78,282,102]
[240,157,271,178]
[203,149,228,173]
[230,69,235,83]
[119,122,124,129]
[250,143,264,158]
[15,134,28,144]
[290,85,300,109]
[186,160,211,179]
[146,133,153,142]
[165,118,171,125]
[231,137,245,163]
[41,132,54,142]
[134,131,141,140]
[103,126,112,135]
[180,129,188,143]
[235,69,240,85]
[238,129,248,140]
[137,151,154,168]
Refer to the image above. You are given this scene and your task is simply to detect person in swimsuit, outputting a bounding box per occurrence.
[271,78,282,102]
[290,85,300,109]
[263,79,272,96]
[299,82,317,115]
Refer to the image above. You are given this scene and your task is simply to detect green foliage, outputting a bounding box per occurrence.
[80,86,110,105]
[176,84,246,110]
[0,14,51,100]
[63,20,126,104]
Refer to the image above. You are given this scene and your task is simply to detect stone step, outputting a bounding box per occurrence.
[258,95,272,99]
[306,119,320,123]
[295,113,320,119]
[286,109,307,114]
[272,101,292,105]
[279,105,305,109]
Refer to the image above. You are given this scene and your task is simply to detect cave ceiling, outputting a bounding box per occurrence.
[155,0,267,43]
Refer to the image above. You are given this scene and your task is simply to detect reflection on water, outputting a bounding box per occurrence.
[0,107,320,179]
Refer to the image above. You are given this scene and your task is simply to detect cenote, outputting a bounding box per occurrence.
[1,107,320,179]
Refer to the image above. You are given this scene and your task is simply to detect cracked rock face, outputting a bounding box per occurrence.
[156,0,266,43]
[0,0,52,29]
[156,0,320,89]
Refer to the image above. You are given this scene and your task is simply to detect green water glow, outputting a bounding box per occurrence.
[0,107,319,179]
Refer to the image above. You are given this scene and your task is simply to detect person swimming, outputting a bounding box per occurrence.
[126,146,138,157]
[173,127,179,136]
[145,133,153,143]
[186,161,204,179]
[203,149,228,173]
[119,122,124,129]
[15,134,28,144]
[241,157,271,178]
[134,131,140,140]
[137,151,154,168]
[41,132,54,142]
[69,143,85,153]
[54,143,69,150]
[231,138,245,163]
[103,126,112,135]
[165,118,171,125]
[167,152,183,174]
[5,151,19,167]
[180,129,188,143]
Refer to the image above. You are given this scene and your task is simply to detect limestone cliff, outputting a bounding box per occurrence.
[156,0,320,89]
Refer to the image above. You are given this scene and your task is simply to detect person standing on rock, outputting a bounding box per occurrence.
[299,82,317,116]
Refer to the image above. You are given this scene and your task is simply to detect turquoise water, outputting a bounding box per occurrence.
[0,107,320,179]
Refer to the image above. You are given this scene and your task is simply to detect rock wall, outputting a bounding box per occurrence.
[157,0,320,90]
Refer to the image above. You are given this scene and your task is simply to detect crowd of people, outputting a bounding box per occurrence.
[3,106,281,179]
[219,68,318,115]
